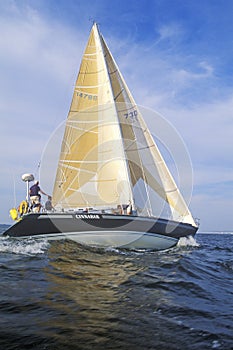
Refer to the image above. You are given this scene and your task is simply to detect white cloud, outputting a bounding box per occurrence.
[171,61,214,88]
[0,5,83,81]
[157,23,184,42]
[0,4,83,141]
[145,22,185,51]
[0,4,85,223]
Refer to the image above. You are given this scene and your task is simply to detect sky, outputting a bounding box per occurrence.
[0,0,232,231]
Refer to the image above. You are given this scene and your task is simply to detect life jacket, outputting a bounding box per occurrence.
[9,208,18,221]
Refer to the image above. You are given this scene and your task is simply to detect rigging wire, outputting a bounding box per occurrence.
[12,173,17,207]
[34,160,41,181]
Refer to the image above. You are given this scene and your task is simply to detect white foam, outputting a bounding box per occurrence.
[0,236,50,255]
[177,235,200,248]
[212,340,221,349]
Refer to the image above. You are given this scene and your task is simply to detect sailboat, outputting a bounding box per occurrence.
[3,23,198,250]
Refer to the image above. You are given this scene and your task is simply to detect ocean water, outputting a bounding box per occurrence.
[0,225,233,350]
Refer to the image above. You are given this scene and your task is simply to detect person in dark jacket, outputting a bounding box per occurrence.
[29,180,48,212]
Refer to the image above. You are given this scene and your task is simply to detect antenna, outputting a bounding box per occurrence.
[22,173,34,202]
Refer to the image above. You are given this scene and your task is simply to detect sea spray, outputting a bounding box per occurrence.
[0,236,49,255]
[177,235,200,247]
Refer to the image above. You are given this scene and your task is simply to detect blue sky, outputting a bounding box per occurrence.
[0,0,232,231]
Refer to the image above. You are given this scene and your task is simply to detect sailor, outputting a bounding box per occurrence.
[45,196,54,211]
[115,204,123,215]
[29,180,48,213]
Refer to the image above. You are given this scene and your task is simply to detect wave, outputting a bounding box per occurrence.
[0,236,50,255]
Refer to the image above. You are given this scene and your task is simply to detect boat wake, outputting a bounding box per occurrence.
[0,236,49,255]
[0,233,199,256]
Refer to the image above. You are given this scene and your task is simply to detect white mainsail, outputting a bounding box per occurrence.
[53,23,196,227]
[53,23,133,209]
